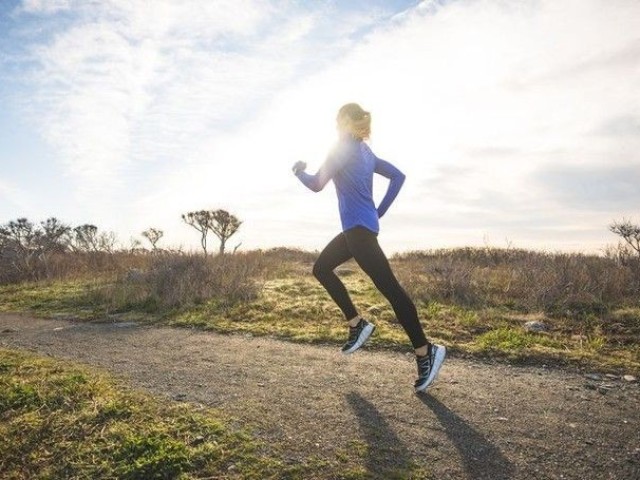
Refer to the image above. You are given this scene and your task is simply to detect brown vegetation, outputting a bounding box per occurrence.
[392,247,640,313]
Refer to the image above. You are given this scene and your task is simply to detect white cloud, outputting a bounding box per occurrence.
[11,0,640,253]
[20,0,71,14]
[0,179,34,218]
[19,1,386,210]
[12,0,395,244]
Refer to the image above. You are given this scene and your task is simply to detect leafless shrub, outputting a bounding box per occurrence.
[610,218,640,256]
[393,247,639,313]
[109,252,262,310]
[141,228,164,251]
[423,255,479,306]
[0,217,126,284]
[261,247,317,263]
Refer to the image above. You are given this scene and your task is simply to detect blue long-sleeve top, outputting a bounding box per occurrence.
[295,135,406,234]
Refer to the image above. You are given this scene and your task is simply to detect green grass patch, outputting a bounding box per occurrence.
[0,348,317,479]
[0,279,107,319]
[169,277,413,350]
[476,327,560,351]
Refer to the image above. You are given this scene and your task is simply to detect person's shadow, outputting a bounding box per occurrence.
[418,394,515,480]
[345,392,416,478]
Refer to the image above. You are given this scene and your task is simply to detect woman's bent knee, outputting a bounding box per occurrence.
[312,261,327,281]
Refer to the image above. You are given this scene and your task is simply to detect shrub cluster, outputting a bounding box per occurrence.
[0,217,124,285]
[103,252,265,311]
[393,247,640,314]
[3,215,638,317]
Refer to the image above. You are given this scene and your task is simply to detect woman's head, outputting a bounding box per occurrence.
[336,103,371,140]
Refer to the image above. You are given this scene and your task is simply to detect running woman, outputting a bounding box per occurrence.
[292,103,446,392]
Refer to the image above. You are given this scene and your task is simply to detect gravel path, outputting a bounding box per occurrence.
[1,313,639,479]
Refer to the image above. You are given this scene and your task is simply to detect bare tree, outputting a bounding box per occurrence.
[209,209,242,255]
[142,228,164,250]
[0,218,38,275]
[69,224,117,253]
[98,231,117,253]
[181,209,242,255]
[610,219,640,256]
[129,237,143,253]
[39,217,71,253]
[73,224,99,252]
[182,210,212,255]
[0,217,71,280]
[1,218,36,251]
[0,217,117,282]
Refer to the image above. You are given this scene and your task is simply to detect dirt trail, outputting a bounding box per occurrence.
[1,313,639,479]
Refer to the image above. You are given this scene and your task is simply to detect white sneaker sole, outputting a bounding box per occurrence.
[415,345,446,393]
[342,323,375,355]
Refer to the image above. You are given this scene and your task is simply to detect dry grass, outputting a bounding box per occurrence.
[392,247,640,313]
[0,250,151,285]
[103,253,262,311]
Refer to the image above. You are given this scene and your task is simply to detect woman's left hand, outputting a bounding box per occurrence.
[292,161,307,175]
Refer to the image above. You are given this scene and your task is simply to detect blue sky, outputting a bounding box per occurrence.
[1,0,639,254]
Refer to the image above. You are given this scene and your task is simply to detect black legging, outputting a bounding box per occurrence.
[312,226,428,349]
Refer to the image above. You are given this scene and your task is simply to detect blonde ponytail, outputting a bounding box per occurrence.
[337,103,371,140]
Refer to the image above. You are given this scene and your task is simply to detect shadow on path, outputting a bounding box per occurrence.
[346,392,417,479]
[418,394,515,480]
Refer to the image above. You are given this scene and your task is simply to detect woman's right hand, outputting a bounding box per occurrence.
[292,161,307,175]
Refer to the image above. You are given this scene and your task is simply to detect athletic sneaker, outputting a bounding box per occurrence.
[342,319,375,354]
[414,344,446,392]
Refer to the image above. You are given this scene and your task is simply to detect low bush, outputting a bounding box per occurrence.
[102,252,263,311]
[393,247,640,312]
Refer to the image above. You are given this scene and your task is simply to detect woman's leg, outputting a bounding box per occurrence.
[343,227,445,391]
[313,233,358,321]
[314,232,376,354]
[344,227,429,350]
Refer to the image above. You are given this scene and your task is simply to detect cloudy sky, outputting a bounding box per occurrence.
[1,0,639,254]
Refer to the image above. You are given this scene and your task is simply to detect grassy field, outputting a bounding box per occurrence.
[1,248,639,478]
[1,347,435,480]
[1,248,639,374]
[0,348,303,479]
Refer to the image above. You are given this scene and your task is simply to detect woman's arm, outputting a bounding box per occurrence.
[375,158,406,218]
[295,166,332,192]
[293,151,342,192]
